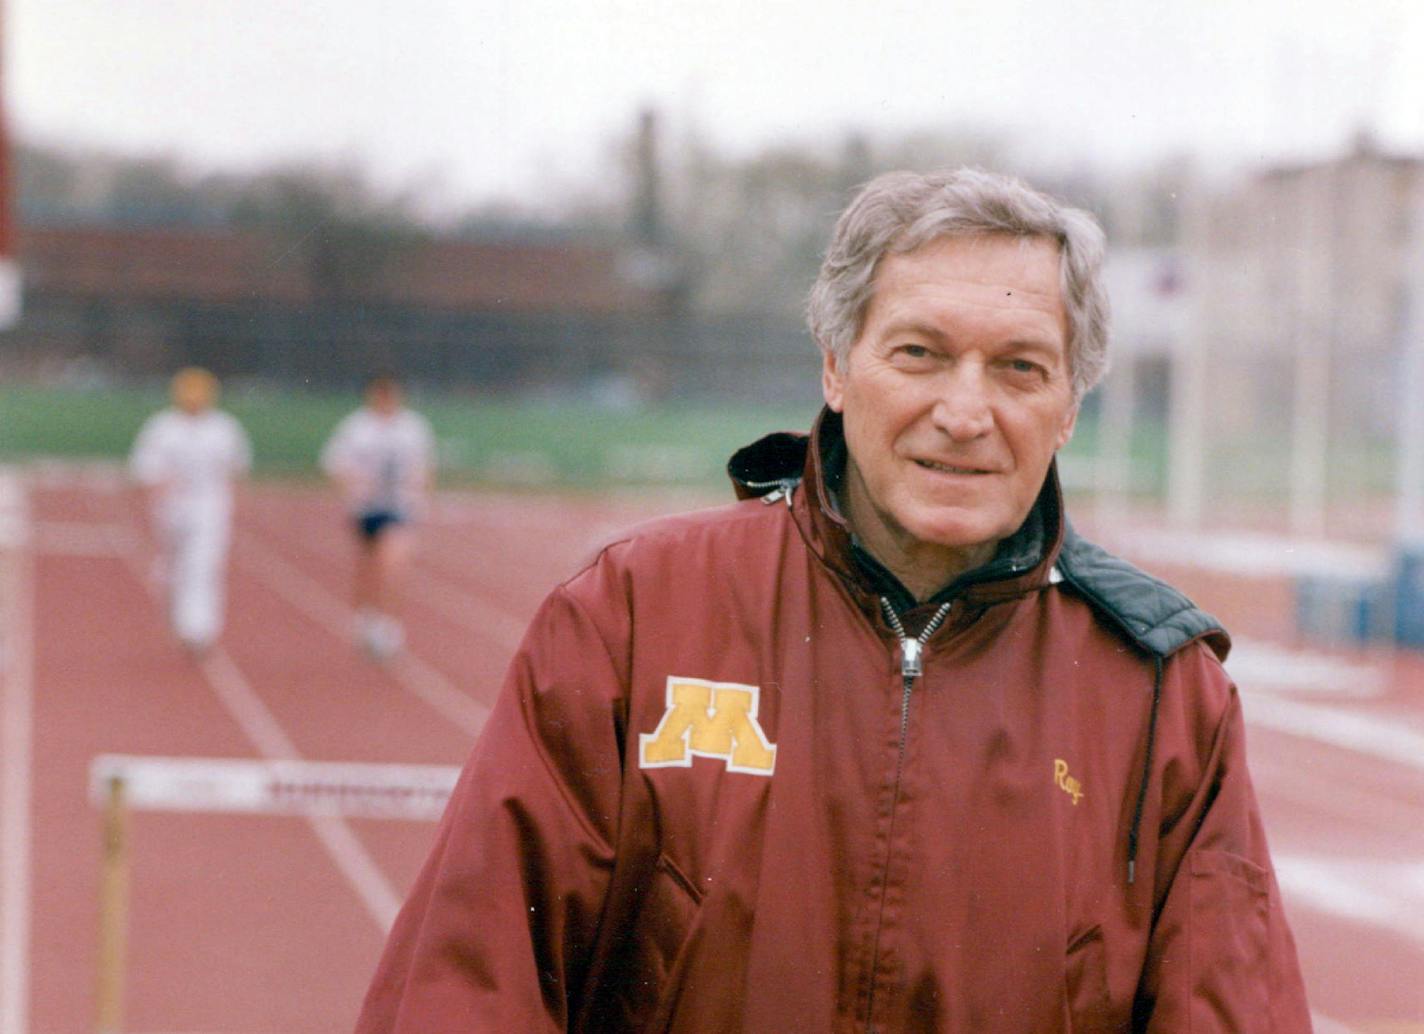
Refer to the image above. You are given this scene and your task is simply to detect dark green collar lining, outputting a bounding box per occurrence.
[1055,525,1230,660]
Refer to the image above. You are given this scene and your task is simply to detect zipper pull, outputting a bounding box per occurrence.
[880,597,952,686]
[758,479,797,508]
[899,637,923,680]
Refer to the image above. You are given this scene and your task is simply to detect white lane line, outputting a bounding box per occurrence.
[1243,693,1424,773]
[1112,526,1388,580]
[386,649,492,737]
[0,470,32,1034]
[1310,1013,1361,1034]
[1228,638,1386,698]
[245,504,530,653]
[235,531,490,736]
[400,571,530,653]
[198,652,402,930]
[1274,855,1424,950]
[307,815,403,930]
[26,460,126,494]
[0,476,24,551]
[92,502,404,934]
[197,650,304,761]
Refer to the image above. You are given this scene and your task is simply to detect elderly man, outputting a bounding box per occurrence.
[356,170,1310,1032]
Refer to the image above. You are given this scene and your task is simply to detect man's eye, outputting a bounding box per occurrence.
[899,344,930,359]
[1007,358,1041,375]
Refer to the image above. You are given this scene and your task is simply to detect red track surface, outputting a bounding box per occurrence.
[5,468,1423,1033]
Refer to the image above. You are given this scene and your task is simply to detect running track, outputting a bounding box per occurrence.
[2,464,1421,1033]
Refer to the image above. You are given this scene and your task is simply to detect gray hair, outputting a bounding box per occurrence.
[806,168,1110,401]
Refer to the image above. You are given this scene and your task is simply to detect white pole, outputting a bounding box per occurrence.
[1396,180,1424,544]
[1095,353,1136,526]
[1169,183,1210,529]
[0,472,31,1034]
[1289,168,1332,538]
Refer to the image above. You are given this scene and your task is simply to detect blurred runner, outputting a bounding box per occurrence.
[129,367,252,653]
[320,374,435,659]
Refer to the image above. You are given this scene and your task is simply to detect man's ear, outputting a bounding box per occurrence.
[821,348,846,412]
[1055,402,1080,450]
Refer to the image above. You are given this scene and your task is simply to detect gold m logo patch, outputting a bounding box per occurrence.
[639,676,777,775]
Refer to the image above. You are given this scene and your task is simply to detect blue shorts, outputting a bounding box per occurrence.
[355,510,405,542]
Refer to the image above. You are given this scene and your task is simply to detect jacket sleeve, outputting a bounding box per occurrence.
[355,575,628,1033]
[1136,657,1313,1033]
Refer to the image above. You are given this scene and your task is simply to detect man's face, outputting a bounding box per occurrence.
[822,234,1078,572]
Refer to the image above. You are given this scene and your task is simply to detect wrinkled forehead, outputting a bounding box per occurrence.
[875,232,1064,312]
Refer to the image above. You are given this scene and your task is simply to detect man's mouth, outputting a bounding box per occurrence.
[913,459,989,476]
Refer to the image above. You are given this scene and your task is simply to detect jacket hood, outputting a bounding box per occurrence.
[728,408,1228,662]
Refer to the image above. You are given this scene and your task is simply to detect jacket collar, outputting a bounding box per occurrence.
[729,407,1067,620]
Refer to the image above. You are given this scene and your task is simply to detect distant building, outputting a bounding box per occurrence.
[2,223,698,392]
[1172,134,1424,529]
[1186,135,1424,441]
[0,104,832,403]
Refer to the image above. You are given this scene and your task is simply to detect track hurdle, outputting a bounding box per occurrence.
[87,754,460,1034]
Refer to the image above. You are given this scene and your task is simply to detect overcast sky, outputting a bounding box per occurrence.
[10,0,1424,209]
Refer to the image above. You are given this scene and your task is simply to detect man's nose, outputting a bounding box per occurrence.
[930,364,994,441]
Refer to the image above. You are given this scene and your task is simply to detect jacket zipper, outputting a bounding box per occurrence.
[742,476,799,508]
[863,597,952,1032]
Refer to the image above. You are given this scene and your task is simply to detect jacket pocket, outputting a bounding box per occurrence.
[615,852,702,1033]
[1065,925,1125,1032]
[642,852,703,973]
[1187,848,1270,1033]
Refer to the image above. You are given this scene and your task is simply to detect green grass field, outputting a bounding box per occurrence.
[0,384,822,488]
[0,382,1196,494]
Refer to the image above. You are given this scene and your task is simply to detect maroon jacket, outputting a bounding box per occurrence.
[356,415,1311,1032]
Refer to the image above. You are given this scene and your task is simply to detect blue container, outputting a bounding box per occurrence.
[1392,545,1424,646]
[1295,573,1385,645]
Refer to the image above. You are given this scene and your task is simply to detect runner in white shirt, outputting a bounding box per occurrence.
[320,374,435,658]
[129,367,252,653]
